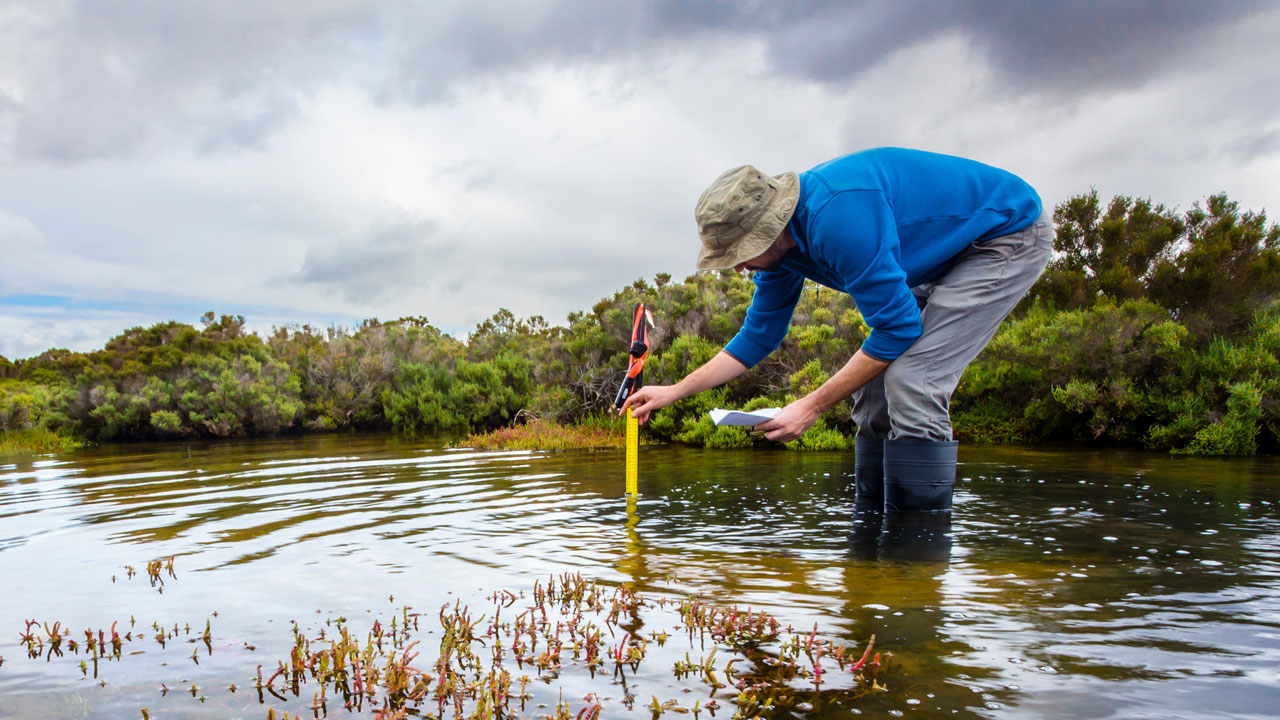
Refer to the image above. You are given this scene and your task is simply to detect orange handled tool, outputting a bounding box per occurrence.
[613,303,652,408]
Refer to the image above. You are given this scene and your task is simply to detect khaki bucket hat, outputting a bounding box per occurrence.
[695,165,799,270]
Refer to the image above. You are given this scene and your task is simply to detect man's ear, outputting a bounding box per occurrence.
[778,227,797,251]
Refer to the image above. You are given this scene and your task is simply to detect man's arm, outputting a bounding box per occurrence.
[620,265,801,424]
[619,350,748,423]
[756,349,889,442]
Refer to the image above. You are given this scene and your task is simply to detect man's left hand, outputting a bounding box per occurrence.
[755,398,822,443]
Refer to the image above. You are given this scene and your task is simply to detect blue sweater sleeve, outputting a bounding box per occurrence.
[809,190,921,361]
[723,269,805,367]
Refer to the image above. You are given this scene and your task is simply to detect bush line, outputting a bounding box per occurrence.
[1,191,1276,456]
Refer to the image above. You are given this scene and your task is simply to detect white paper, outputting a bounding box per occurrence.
[709,407,781,427]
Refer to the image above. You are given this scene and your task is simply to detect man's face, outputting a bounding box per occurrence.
[734,233,788,273]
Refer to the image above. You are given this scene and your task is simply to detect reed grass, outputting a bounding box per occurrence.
[0,428,82,456]
[463,417,633,451]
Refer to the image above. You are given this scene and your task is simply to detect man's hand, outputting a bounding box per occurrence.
[755,397,822,442]
[754,349,889,442]
[620,385,682,424]
[616,351,749,425]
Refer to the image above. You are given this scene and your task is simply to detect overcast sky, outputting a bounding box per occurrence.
[1,0,1278,360]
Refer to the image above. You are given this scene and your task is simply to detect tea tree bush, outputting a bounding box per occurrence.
[1143,308,1280,454]
[1026,192,1185,312]
[955,300,1280,454]
[269,317,463,431]
[382,352,535,435]
[1148,195,1280,339]
[0,381,42,431]
[954,299,1179,444]
[1027,191,1280,338]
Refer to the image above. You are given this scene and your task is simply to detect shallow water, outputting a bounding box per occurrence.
[1,435,1278,719]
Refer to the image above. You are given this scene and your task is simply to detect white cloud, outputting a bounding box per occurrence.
[0,306,139,360]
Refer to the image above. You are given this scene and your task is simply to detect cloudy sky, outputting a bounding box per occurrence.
[1,1,1277,360]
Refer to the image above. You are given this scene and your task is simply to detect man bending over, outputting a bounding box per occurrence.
[621,147,1054,513]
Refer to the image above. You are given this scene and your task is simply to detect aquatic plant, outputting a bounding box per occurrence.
[113,556,176,592]
[19,616,149,666]
[12,571,889,718]
[462,418,627,451]
[144,556,176,589]
[250,573,888,718]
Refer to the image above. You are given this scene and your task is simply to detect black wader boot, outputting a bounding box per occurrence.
[853,434,885,513]
[883,438,957,513]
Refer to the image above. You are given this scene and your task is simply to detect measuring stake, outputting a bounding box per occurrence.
[625,407,639,495]
[615,302,650,496]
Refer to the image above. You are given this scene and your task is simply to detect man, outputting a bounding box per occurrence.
[621,148,1054,513]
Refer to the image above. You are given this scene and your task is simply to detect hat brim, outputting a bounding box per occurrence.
[695,171,800,271]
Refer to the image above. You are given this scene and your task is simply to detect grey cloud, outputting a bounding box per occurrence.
[761,0,1271,93]
[5,1,376,162]
[298,216,455,303]
[196,91,302,154]
[5,0,1269,163]
[1222,129,1280,166]
[374,1,1272,102]
[373,3,671,103]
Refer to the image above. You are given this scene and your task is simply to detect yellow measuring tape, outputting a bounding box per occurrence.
[625,408,639,495]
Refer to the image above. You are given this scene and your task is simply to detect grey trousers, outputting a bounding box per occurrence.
[852,210,1055,442]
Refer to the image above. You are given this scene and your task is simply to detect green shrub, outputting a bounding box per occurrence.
[382,352,534,435]
[149,409,184,435]
[1176,382,1263,455]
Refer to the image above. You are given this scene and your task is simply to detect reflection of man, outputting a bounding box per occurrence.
[621,148,1054,512]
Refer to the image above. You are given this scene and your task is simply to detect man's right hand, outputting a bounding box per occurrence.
[617,350,749,425]
[620,385,682,424]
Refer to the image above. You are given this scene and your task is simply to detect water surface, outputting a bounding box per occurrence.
[1,435,1277,718]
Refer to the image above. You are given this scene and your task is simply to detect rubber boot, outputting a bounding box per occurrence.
[853,434,885,513]
[883,438,957,513]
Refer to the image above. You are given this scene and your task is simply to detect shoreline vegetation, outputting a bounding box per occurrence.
[1,190,1277,457]
[463,416,630,451]
[0,427,83,456]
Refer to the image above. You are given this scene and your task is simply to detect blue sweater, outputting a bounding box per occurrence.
[723,148,1042,366]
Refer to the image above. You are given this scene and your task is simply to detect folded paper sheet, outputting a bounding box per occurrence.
[709,407,781,427]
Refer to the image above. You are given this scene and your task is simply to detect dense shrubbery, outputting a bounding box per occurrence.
[1,191,1276,455]
[1024,192,1280,339]
[2,314,305,441]
[953,300,1280,454]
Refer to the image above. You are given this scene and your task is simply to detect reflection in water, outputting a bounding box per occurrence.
[872,512,954,564]
[618,494,648,585]
[0,435,1278,719]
